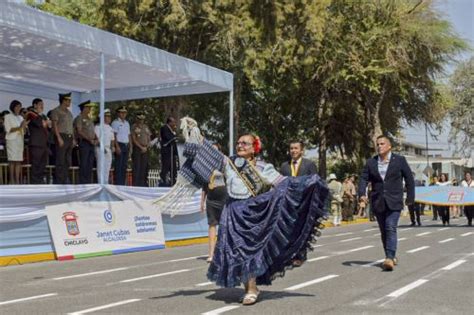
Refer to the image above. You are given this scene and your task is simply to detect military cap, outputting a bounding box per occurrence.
[78,100,93,111]
[104,108,111,116]
[116,106,128,113]
[59,92,72,102]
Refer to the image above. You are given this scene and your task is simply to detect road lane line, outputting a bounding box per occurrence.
[120,269,190,283]
[407,246,430,253]
[53,267,128,280]
[439,238,455,243]
[438,227,450,231]
[68,299,141,314]
[398,238,407,241]
[361,259,385,267]
[202,305,240,315]
[363,228,379,232]
[284,274,339,291]
[340,237,362,242]
[386,279,428,298]
[416,232,432,236]
[399,228,413,232]
[372,233,381,236]
[307,256,330,262]
[0,293,58,306]
[461,232,473,237]
[167,255,208,262]
[441,260,467,271]
[196,282,213,287]
[338,245,374,255]
[335,232,354,236]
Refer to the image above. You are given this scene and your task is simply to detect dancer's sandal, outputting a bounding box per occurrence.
[242,291,259,306]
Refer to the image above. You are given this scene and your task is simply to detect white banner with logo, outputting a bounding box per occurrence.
[46,200,165,260]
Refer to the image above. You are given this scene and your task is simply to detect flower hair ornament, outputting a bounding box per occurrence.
[253,135,262,154]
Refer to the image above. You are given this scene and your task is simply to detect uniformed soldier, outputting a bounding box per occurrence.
[50,92,74,184]
[131,112,151,187]
[74,100,97,184]
[111,106,131,185]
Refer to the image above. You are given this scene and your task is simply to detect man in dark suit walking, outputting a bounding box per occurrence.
[358,135,414,271]
[280,140,317,177]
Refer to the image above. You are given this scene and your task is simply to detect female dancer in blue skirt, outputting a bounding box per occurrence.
[156,118,328,306]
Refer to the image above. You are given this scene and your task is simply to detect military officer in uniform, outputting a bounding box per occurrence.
[50,92,74,184]
[131,112,151,187]
[74,100,97,184]
[112,106,131,185]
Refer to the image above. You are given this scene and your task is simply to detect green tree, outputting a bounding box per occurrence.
[449,57,474,158]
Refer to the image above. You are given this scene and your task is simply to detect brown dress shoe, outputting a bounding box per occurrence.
[382,258,394,271]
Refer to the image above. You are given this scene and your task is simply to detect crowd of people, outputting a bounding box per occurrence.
[0,93,179,186]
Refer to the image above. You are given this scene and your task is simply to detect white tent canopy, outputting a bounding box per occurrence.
[0,1,234,183]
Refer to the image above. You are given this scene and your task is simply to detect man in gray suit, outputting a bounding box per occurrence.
[280,140,317,177]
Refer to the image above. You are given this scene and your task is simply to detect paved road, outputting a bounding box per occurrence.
[1,217,473,314]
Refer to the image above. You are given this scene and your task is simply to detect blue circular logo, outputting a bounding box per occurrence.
[103,209,114,224]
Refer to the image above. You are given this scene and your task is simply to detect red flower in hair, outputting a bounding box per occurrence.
[253,136,262,154]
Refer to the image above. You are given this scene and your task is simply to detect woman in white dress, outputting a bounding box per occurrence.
[4,100,28,184]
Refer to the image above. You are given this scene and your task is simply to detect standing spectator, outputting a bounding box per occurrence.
[50,92,74,184]
[112,106,131,185]
[131,112,151,186]
[358,135,414,271]
[160,117,179,186]
[461,172,473,226]
[409,174,423,226]
[27,98,49,184]
[94,109,115,184]
[430,175,439,220]
[350,174,358,215]
[436,173,451,226]
[279,140,317,177]
[74,100,97,184]
[450,179,460,218]
[200,143,228,263]
[4,100,28,184]
[342,175,355,221]
[420,180,426,215]
[327,173,343,226]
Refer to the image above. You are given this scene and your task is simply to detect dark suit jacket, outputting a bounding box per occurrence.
[280,158,317,177]
[160,124,178,160]
[26,110,48,148]
[358,153,414,213]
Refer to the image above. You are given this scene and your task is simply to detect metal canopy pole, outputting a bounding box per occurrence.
[229,90,234,155]
[99,52,105,185]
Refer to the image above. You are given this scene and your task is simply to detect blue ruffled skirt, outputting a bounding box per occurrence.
[207,174,329,287]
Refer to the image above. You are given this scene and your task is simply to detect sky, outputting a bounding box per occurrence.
[402,0,473,157]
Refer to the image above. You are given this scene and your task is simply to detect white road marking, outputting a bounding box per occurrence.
[307,256,330,262]
[439,238,455,243]
[168,255,208,262]
[400,228,413,232]
[438,227,450,231]
[361,259,385,267]
[398,238,407,241]
[284,274,339,291]
[53,267,128,280]
[441,260,467,271]
[387,279,429,298]
[196,281,213,287]
[201,305,240,315]
[315,244,325,248]
[68,299,141,314]
[337,245,374,255]
[120,269,190,283]
[372,233,381,236]
[407,246,430,253]
[0,293,57,306]
[363,228,379,232]
[340,237,362,242]
[335,232,354,236]
[461,232,473,237]
[416,232,431,236]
